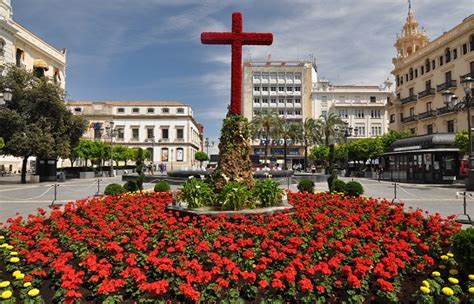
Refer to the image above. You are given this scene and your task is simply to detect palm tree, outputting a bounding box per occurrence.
[301,118,317,171]
[315,113,345,171]
[277,119,303,170]
[250,112,281,165]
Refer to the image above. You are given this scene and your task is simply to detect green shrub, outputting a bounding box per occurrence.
[219,182,252,211]
[253,179,283,207]
[179,178,215,209]
[297,179,315,193]
[345,181,364,197]
[451,228,474,274]
[123,180,139,192]
[333,179,346,193]
[104,183,125,195]
[154,181,171,192]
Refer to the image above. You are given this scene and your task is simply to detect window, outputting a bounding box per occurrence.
[410,128,416,135]
[262,72,269,79]
[73,107,82,113]
[278,110,284,115]
[15,49,23,68]
[54,68,61,84]
[439,55,444,66]
[371,109,381,118]
[415,69,418,78]
[287,110,293,116]
[270,73,277,81]
[262,86,268,91]
[278,86,284,92]
[396,76,400,86]
[94,125,103,140]
[321,96,328,107]
[262,98,268,103]
[176,148,184,162]
[132,108,140,113]
[453,48,457,60]
[254,86,260,91]
[270,86,276,92]
[463,43,468,55]
[0,39,4,56]
[338,109,348,118]
[177,108,184,114]
[278,99,285,104]
[390,114,395,123]
[132,128,139,139]
[116,128,124,140]
[294,86,301,92]
[253,98,260,104]
[117,108,125,113]
[295,98,301,104]
[427,124,433,134]
[147,128,154,139]
[287,87,293,92]
[371,125,382,136]
[162,108,170,113]
[278,73,285,80]
[270,98,276,104]
[356,109,365,118]
[405,74,408,82]
[409,87,414,96]
[425,59,431,72]
[445,71,452,82]
[295,73,301,80]
[253,73,261,81]
[355,125,365,136]
[470,35,474,52]
[410,107,415,117]
[445,48,451,63]
[426,102,432,112]
[162,128,169,139]
[295,110,301,115]
[370,96,376,103]
[400,113,404,121]
[286,99,293,104]
[147,108,154,114]
[409,68,413,80]
[425,80,431,90]
[421,65,424,75]
[432,60,435,70]
[177,129,184,139]
[447,120,454,133]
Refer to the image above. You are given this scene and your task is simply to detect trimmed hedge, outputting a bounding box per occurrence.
[104,183,125,195]
[297,179,315,193]
[451,227,474,274]
[345,181,364,197]
[123,180,139,192]
[154,181,171,193]
[333,179,346,193]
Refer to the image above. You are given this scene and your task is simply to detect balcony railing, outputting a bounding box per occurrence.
[400,95,418,104]
[401,115,417,123]
[418,88,435,99]
[436,105,456,115]
[417,110,435,120]
[461,72,474,81]
[436,80,457,92]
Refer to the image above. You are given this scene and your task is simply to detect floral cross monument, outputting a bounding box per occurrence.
[201,12,273,115]
[201,12,273,190]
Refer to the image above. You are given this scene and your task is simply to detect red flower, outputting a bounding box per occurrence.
[377,278,394,292]
[299,277,313,292]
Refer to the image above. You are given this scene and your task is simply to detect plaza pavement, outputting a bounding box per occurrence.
[0,174,473,226]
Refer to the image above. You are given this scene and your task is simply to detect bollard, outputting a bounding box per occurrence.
[50,184,59,206]
[94,179,102,197]
[391,182,401,204]
[455,191,473,225]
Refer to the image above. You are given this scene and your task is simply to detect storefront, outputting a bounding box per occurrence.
[382,134,460,183]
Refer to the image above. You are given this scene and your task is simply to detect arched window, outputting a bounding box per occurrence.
[445,48,451,63]
[425,59,430,72]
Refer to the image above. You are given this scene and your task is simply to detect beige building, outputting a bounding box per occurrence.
[66,101,203,171]
[242,60,316,168]
[388,6,474,135]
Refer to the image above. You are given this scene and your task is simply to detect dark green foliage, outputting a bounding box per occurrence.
[345,181,364,197]
[135,148,145,190]
[253,179,283,207]
[327,169,337,192]
[123,180,139,192]
[104,183,125,195]
[154,181,171,192]
[333,179,346,193]
[219,181,253,211]
[451,228,474,274]
[297,179,315,193]
[180,178,215,209]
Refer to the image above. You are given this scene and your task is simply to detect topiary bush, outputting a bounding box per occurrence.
[154,181,171,192]
[345,181,364,197]
[297,179,315,193]
[451,228,474,274]
[104,183,125,195]
[123,180,139,192]
[333,179,346,193]
[253,179,283,207]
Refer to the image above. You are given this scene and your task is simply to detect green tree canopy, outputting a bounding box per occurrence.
[455,130,469,155]
[309,145,329,165]
[379,130,413,152]
[0,137,4,150]
[250,112,282,164]
[347,137,384,163]
[0,65,87,183]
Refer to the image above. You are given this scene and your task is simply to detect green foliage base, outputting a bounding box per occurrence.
[451,227,474,274]
[297,179,315,193]
[123,180,139,192]
[154,181,171,192]
[104,183,126,195]
[345,181,364,197]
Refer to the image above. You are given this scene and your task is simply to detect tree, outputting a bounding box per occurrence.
[455,130,469,156]
[0,138,4,150]
[195,151,209,169]
[301,118,317,171]
[309,145,329,168]
[67,115,89,167]
[73,139,106,168]
[314,113,345,171]
[135,148,145,190]
[347,138,384,170]
[277,120,302,170]
[0,66,87,183]
[380,130,412,153]
[112,145,129,166]
[250,112,281,165]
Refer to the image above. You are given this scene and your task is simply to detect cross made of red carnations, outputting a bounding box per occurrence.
[201,12,273,115]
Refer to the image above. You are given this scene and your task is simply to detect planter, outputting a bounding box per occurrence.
[79,171,95,179]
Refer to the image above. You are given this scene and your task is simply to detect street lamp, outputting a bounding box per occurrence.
[0,88,12,106]
[105,121,115,177]
[145,136,155,164]
[461,77,474,190]
[336,122,355,177]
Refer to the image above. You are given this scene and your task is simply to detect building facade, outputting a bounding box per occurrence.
[388,7,474,136]
[242,60,316,168]
[66,101,203,171]
[312,80,393,138]
[0,0,67,174]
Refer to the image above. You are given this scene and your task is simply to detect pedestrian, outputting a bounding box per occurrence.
[159,163,164,174]
[311,164,316,174]
[378,166,384,182]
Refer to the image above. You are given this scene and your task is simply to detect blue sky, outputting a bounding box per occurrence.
[12,0,473,141]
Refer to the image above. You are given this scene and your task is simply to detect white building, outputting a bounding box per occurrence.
[0,0,67,174]
[312,79,393,138]
[66,100,203,171]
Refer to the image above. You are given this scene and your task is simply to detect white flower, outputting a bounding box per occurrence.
[195,185,201,189]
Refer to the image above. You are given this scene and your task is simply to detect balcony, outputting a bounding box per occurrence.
[436,105,456,116]
[417,110,435,120]
[461,72,474,81]
[401,115,417,123]
[436,80,457,92]
[418,88,435,99]
[400,95,418,105]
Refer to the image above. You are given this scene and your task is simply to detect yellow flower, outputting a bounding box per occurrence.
[12,270,21,277]
[449,269,458,275]
[28,288,40,297]
[440,255,449,261]
[447,252,454,258]
[420,286,430,294]
[421,280,430,288]
[23,282,31,288]
[442,287,454,296]
[469,274,474,281]
[0,243,8,248]
[9,251,18,256]
[0,236,4,240]
[469,287,474,294]
[9,257,19,263]
[448,277,459,284]
[439,265,446,269]
[0,281,10,288]
[14,273,24,280]
[432,271,441,277]
[1,290,12,299]
[6,245,13,250]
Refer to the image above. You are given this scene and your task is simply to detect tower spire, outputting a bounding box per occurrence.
[393,2,428,60]
[408,0,411,10]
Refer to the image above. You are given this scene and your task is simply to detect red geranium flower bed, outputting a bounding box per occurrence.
[0,192,460,303]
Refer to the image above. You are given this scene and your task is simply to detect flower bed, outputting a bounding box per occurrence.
[0,192,460,303]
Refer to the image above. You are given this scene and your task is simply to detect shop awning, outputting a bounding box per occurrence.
[389,133,456,152]
[33,59,49,70]
[383,148,459,156]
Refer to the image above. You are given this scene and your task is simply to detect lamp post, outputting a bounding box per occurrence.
[0,88,12,106]
[336,122,355,177]
[145,137,155,164]
[105,121,115,177]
